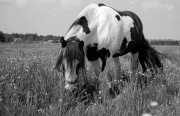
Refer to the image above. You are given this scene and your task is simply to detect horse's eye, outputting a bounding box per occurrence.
[76,63,81,74]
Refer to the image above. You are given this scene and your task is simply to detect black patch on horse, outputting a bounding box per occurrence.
[115,15,120,21]
[68,16,91,34]
[86,43,99,61]
[86,43,110,72]
[113,37,130,57]
[98,3,105,7]
[98,48,110,71]
[77,16,91,34]
[129,27,138,53]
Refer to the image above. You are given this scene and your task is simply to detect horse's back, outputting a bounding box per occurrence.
[95,5,123,49]
[87,5,137,54]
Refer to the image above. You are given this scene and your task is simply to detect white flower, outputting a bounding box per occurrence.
[17,76,21,79]
[142,113,152,116]
[150,101,158,107]
[59,99,62,103]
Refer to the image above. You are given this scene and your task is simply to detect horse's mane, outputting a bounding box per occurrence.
[55,37,85,71]
[65,4,98,40]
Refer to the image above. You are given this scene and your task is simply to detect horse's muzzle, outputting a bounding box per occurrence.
[65,78,78,85]
[64,79,78,91]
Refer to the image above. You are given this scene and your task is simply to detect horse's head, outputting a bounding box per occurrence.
[55,36,85,91]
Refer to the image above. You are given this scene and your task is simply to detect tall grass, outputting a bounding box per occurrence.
[0,43,180,116]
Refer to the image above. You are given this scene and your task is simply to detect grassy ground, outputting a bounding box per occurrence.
[0,43,180,116]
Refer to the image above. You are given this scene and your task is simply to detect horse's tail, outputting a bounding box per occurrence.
[138,34,163,72]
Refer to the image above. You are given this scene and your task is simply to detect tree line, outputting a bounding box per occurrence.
[0,31,61,43]
[148,39,180,46]
[0,31,180,45]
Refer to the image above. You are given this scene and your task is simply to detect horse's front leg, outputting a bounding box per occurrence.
[90,60,111,100]
[98,71,110,101]
[97,59,112,101]
[90,60,101,77]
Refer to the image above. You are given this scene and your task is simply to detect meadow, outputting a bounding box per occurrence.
[0,43,180,116]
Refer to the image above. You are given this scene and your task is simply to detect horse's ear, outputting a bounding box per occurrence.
[60,36,67,48]
[79,41,84,49]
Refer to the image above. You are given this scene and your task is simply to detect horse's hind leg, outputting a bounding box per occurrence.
[131,52,139,79]
[105,57,121,98]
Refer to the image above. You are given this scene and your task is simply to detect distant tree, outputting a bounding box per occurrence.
[150,39,180,46]
[4,33,13,42]
[0,31,62,43]
[26,35,34,42]
[0,31,5,42]
[39,35,45,41]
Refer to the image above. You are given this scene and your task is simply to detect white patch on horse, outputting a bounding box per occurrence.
[121,15,134,45]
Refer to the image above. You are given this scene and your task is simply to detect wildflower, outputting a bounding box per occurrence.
[59,99,62,103]
[14,85,17,89]
[141,113,152,116]
[150,101,158,107]
[38,109,44,113]
[49,105,54,111]
[1,76,5,80]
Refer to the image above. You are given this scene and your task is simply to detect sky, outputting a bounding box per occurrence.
[0,0,180,40]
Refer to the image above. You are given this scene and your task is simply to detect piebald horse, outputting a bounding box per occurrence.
[55,3,163,97]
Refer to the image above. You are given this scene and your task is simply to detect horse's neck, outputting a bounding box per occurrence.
[65,25,81,40]
[65,4,98,43]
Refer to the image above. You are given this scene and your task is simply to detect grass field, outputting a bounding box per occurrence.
[0,43,180,116]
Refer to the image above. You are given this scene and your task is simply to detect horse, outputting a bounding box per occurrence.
[55,3,163,98]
